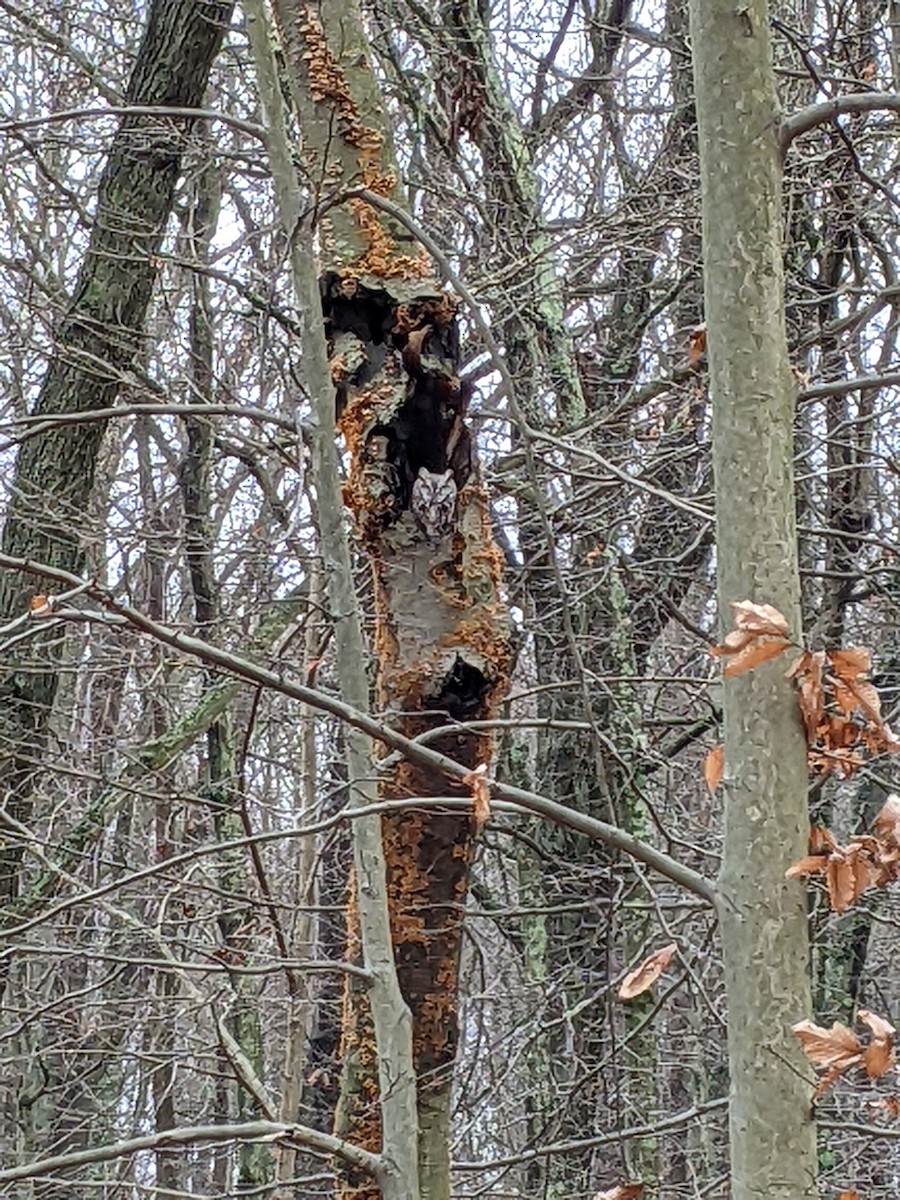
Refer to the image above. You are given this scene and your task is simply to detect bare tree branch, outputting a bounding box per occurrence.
[0,104,267,143]
[0,1120,382,1183]
[0,553,717,904]
[0,403,299,451]
[781,91,900,153]
[454,1097,730,1171]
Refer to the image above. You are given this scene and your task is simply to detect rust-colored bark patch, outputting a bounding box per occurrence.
[382,759,476,1075]
[320,217,509,1191]
[335,879,382,1172]
[293,4,381,150]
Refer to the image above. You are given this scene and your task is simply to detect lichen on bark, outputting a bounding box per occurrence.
[270,2,511,1194]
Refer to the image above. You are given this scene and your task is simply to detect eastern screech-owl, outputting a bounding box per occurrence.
[411,467,457,544]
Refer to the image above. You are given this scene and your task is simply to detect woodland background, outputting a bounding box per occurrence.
[0,0,899,1197]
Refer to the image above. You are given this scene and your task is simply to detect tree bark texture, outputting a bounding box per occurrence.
[688,0,818,1196]
[430,6,697,1186]
[0,0,234,916]
[271,4,511,1196]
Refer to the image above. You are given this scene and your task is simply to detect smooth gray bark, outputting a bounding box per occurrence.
[689,0,818,1196]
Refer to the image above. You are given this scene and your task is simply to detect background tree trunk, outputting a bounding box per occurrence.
[0,0,233,935]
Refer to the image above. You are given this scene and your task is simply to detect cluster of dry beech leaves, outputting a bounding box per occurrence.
[600,603,900,1199]
[706,600,900,785]
[712,602,900,1109]
[707,600,900,915]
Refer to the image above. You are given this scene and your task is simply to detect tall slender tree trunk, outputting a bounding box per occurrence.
[688,0,818,1195]
[0,0,233,942]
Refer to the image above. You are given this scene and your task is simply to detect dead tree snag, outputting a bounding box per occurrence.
[269,4,511,1191]
[323,267,510,1182]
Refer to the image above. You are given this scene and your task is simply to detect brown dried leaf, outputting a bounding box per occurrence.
[29,594,52,616]
[687,322,706,365]
[826,852,874,913]
[810,825,839,853]
[464,764,491,830]
[710,629,755,657]
[785,649,813,680]
[786,854,829,880]
[730,599,790,637]
[824,715,861,749]
[795,1012,896,1098]
[618,943,677,1001]
[722,637,792,677]
[816,1064,853,1098]
[863,1036,896,1080]
[872,856,900,888]
[826,670,884,726]
[868,1095,900,1118]
[846,678,883,725]
[831,679,859,716]
[873,795,900,847]
[788,828,883,911]
[858,1008,896,1043]
[829,647,872,681]
[794,640,893,778]
[593,1185,645,1200]
[704,745,724,794]
[836,1191,860,1200]
[791,650,826,742]
[792,1019,863,1070]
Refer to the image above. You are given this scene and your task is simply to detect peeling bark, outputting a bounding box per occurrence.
[325,271,510,1199]
[268,3,511,1195]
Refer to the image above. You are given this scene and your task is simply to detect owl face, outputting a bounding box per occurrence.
[411,467,457,543]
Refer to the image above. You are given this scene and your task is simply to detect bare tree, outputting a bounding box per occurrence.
[4,1,900,1198]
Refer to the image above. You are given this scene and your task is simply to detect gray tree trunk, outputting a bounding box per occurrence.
[688,0,818,1196]
[0,0,233,925]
